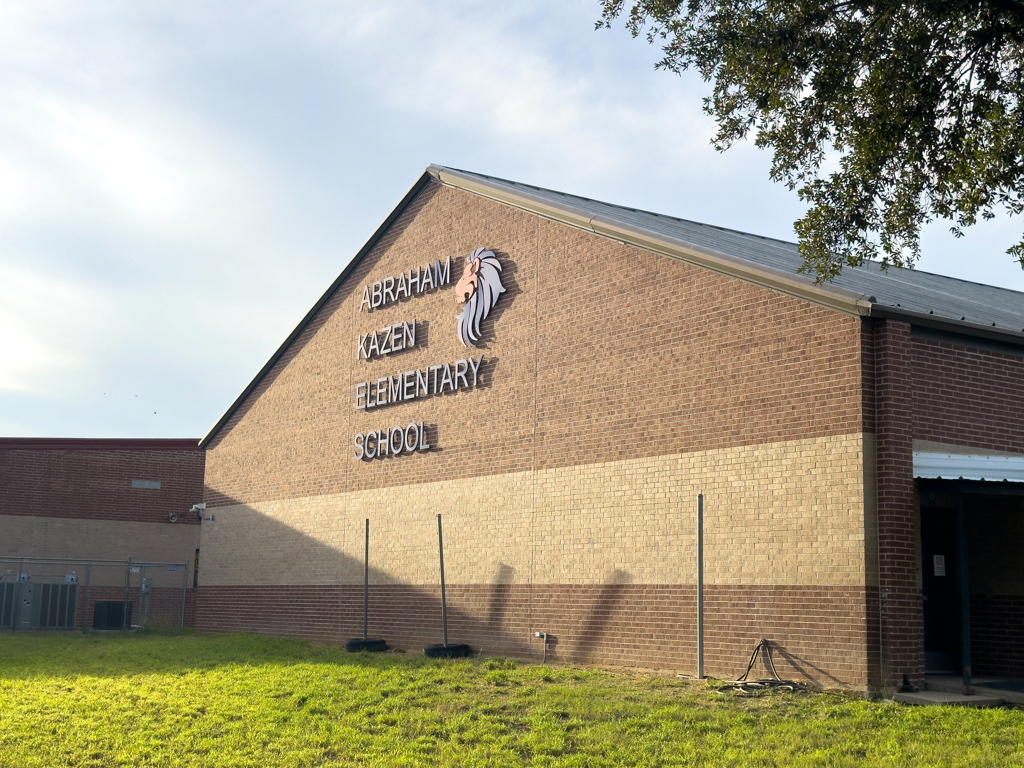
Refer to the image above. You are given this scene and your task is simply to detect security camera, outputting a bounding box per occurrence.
[190,503,206,514]
[168,512,178,523]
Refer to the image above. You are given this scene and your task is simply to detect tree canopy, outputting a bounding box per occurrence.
[599,0,1024,281]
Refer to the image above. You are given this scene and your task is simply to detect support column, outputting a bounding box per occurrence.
[874,319,924,687]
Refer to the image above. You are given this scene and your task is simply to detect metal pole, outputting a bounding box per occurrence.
[12,557,24,633]
[437,514,449,647]
[697,494,705,679]
[179,561,188,633]
[123,558,131,632]
[82,564,91,634]
[363,519,369,641]
[958,494,973,695]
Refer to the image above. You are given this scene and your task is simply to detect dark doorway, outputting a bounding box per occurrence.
[919,482,1024,679]
[920,505,961,673]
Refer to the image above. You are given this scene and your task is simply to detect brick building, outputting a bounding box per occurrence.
[195,166,1024,691]
[1,438,205,627]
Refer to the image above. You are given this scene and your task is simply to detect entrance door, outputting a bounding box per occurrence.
[920,506,961,673]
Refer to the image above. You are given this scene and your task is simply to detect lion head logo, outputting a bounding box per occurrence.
[455,248,506,347]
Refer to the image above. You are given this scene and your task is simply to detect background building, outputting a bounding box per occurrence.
[1,437,205,629]
[189,165,1024,691]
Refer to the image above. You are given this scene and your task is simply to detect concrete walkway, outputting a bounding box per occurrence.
[894,689,1004,707]
[927,674,1024,706]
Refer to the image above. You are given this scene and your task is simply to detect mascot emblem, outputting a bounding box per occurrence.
[454,248,506,347]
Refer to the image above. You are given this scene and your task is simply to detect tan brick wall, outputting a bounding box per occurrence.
[2,514,199,587]
[199,433,872,589]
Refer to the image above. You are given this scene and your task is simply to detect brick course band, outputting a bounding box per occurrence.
[2,515,200,575]
[195,583,874,687]
[198,433,874,590]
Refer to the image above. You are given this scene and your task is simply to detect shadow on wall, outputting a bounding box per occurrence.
[195,498,532,659]
[571,568,632,664]
[195,497,874,685]
[194,498,697,670]
[487,563,515,632]
[771,644,845,687]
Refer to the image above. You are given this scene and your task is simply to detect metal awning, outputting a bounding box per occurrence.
[914,452,1024,483]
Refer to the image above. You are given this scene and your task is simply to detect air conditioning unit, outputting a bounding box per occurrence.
[5,582,80,630]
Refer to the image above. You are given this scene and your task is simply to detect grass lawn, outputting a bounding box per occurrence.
[1,633,1022,767]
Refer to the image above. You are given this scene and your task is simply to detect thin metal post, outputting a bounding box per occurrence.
[697,494,705,679]
[958,495,972,695]
[437,513,449,647]
[12,557,24,633]
[123,558,131,632]
[83,564,91,634]
[179,561,188,633]
[363,519,370,641]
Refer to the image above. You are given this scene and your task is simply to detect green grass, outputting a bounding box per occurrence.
[0,633,1021,767]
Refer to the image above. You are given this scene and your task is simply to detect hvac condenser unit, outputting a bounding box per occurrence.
[5,582,80,630]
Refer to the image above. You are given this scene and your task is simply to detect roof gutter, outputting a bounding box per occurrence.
[428,166,875,318]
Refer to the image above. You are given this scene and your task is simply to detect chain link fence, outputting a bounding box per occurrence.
[0,557,189,633]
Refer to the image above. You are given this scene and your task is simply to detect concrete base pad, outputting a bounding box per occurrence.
[895,690,1004,707]
[927,674,1024,705]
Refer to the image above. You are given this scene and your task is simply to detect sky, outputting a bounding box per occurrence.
[3,0,1024,439]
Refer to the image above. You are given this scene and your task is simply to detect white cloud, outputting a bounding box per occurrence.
[0,264,108,394]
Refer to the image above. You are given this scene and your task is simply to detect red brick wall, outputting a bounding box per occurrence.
[0,439,204,525]
[196,584,873,685]
[912,337,1024,453]
[873,319,924,686]
[74,585,195,630]
[869,329,1024,686]
[971,594,1024,677]
[204,182,868,507]
[911,336,1024,681]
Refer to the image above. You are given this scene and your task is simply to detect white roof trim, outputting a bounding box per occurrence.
[914,452,1024,483]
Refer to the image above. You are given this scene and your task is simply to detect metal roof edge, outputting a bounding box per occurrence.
[869,304,1024,347]
[589,216,875,317]
[428,165,597,230]
[0,437,202,451]
[431,166,875,318]
[199,170,436,448]
[914,451,1024,482]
